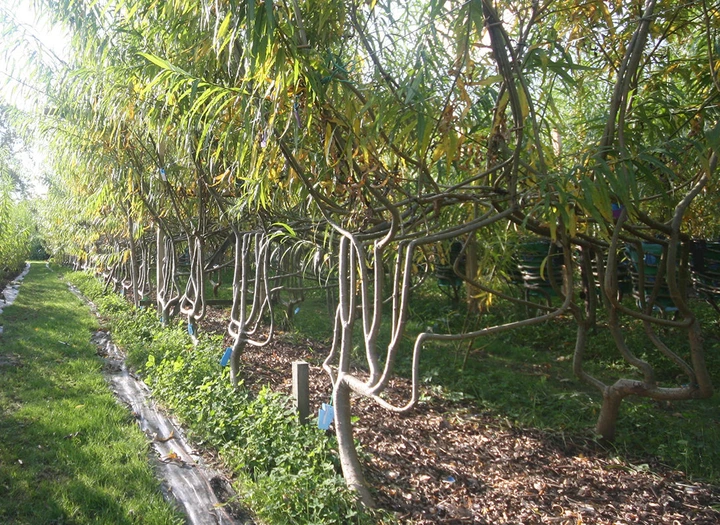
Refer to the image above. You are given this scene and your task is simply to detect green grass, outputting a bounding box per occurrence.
[0,262,183,525]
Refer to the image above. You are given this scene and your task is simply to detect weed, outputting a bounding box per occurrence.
[68,270,388,525]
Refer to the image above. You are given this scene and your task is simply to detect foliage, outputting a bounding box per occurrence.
[5,0,720,505]
[0,112,31,275]
[0,177,32,275]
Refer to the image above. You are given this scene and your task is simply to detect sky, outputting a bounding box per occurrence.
[0,0,69,196]
[0,1,68,104]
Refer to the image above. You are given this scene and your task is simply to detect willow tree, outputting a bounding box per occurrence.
[125,0,333,356]
[0,108,31,275]
[550,0,719,439]
[34,60,155,301]
[0,174,32,276]
[267,0,580,505]
[27,0,211,328]
[273,0,718,503]
[23,0,720,509]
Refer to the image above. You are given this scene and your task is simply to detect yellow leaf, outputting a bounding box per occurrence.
[548,214,558,241]
[518,89,530,121]
[566,206,577,237]
[216,11,232,43]
[213,169,230,186]
[446,130,460,166]
[431,142,445,164]
[324,123,334,164]
[468,75,503,86]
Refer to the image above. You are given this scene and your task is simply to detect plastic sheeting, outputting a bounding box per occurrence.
[0,264,31,334]
[92,330,249,524]
[67,283,252,525]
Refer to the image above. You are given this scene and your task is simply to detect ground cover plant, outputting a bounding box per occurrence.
[64,268,385,525]
[0,262,184,524]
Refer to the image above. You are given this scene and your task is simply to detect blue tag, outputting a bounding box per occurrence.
[188,324,194,335]
[220,347,232,367]
[294,306,301,315]
[318,403,335,430]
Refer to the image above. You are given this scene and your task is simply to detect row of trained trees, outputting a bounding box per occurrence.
[7,0,719,507]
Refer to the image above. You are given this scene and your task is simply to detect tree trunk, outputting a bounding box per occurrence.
[230,338,243,388]
[156,225,166,323]
[333,379,375,508]
[127,212,140,308]
[595,387,625,441]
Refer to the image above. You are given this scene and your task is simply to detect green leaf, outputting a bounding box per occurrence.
[472,75,503,86]
[272,222,296,237]
[216,11,232,46]
[707,120,720,152]
[138,52,191,77]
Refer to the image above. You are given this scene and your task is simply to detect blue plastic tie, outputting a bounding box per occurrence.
[220,347,232,367]
[317,403,335,430]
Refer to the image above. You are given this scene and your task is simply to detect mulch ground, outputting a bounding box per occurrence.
[205,307,720,524]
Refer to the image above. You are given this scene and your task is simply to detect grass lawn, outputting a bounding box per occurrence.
[0,262,183,525]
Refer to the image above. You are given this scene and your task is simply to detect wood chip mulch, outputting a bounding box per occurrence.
[201,307,720,524]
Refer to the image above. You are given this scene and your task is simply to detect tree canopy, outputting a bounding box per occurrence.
[1,0,718,507]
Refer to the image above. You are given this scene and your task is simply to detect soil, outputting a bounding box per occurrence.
[205,307,720,524]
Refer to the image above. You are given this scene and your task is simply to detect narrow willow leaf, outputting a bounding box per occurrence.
[138,52,188,76]
[271,222,297,237]
[215,11,232,49]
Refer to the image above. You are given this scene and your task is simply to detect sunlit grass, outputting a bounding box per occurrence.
[0,262,183,524]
